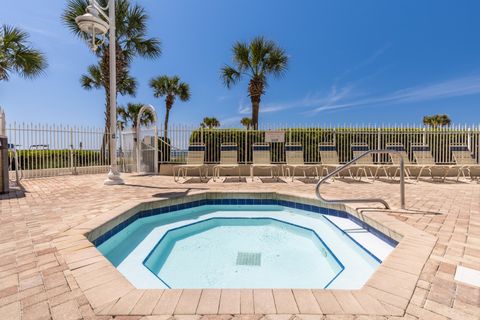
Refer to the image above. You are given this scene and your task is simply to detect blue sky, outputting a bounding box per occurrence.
[1,0,480,127]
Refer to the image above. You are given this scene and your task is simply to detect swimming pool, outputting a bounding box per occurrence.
[94,200,396,289]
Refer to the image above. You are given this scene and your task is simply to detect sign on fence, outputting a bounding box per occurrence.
[265,130,285,143]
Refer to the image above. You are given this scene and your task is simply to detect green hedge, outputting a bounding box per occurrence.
[9,150,107,170]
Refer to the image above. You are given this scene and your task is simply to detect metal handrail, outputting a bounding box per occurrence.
[315,149,406,210]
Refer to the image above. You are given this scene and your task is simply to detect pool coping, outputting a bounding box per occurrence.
[59,191,437,317]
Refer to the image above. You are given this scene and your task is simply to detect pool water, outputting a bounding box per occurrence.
[144,218,342,288]
[97,205,394,289]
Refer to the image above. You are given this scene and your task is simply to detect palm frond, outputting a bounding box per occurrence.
[0,24,47,81]
[118,72,137,96]
[177,83,191,101]
[80,65,102,90]
[232,41,251,72]
[221,65,241,88]
[264,47,288,78]
[61,0,91,39]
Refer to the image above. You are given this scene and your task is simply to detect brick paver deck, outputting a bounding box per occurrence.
[0,174,479,320]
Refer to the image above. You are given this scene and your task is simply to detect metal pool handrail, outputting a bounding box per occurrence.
[315,149,406,210]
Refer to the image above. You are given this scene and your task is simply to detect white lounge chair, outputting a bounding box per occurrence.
[385,144,413,180]
[318,144,343,180]
[213,144,241,181]
[450,145,480,181]
[173,144,207,182]
[350,143,389,181]
[411,144,454,182]
[283,144,319,181]
[250,143,279,181]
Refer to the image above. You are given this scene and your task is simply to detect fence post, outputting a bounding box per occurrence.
[244,129,248,164]
[70,127,77,175]
[467,126,472,152]
[377,127,381,163]
[0,107,5,136]
[477,125,480,164]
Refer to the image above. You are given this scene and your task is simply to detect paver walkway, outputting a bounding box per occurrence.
[0,174,479,320]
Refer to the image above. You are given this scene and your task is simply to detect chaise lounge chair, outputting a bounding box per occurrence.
[450,145,480,181]
[411,144,454,182]
[250,143,280,181]
[385,144,413,180]
[173,144,207,182]
[283,144,319,181]
[350,143,389,181]
[213,143,241,181]
[318,144,343,180]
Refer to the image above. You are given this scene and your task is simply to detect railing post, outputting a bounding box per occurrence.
[70,127,76,175]
[400,155,405,209]
[244,129,248,164]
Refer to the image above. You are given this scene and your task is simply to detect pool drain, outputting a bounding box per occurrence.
[236,252,261,266]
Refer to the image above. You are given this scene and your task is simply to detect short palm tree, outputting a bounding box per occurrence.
[200,117,220,129]
[149,75,190,138]
[0,25,47,81]
[423,114,451,128]
[240,117,252,130]
[221,36,288,129]
[62,0,161,137]
[117,103,155,129]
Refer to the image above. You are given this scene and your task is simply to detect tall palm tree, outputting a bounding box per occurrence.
[0,25,47,81]
[62,0,161,144]
[117,103,155,129]
[423,114,452,128]
[221,36,288,129]
[149,75,190,138]
[240,117,252,130]
[200,117,220,129]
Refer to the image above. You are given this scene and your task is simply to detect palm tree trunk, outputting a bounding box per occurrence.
[251,96,261,130]
[164,106,170,139]
[248,77,264,130]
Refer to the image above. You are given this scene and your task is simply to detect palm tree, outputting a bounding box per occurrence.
[221,36,288,129]
[240,117,252,130]
[149,75,191,138]
[117,103,155,128]
[423,114,452,128]
[200,117,220,129]
[0,25,47,81]
[62,0,161,149]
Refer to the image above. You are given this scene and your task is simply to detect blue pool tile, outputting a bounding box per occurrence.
[91,196,398,251]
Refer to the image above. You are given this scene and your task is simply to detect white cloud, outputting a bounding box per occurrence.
[312,74,480,113]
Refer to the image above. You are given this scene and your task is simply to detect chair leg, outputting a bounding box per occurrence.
[416,167,424,182]
[349,168,355,180]
[173,167,178,182]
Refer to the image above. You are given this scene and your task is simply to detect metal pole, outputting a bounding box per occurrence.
[104,0,124,185]
[399,156,405,209]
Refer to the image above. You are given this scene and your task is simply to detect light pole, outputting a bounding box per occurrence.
[75,0,124,185]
